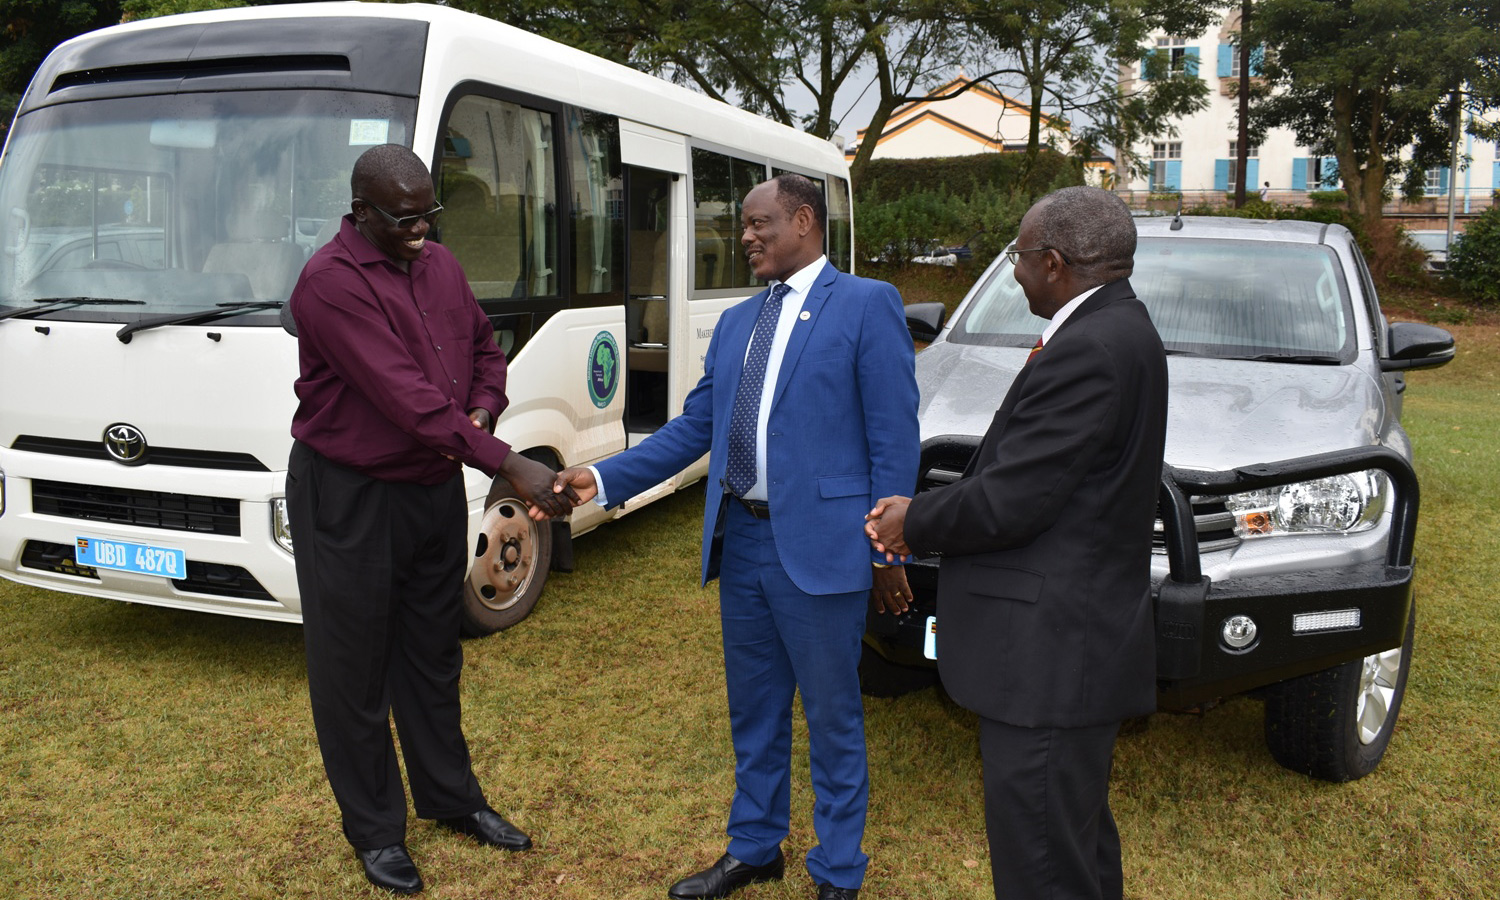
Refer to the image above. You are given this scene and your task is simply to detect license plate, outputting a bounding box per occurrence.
[924,615,937,660]
[75,536,186,579]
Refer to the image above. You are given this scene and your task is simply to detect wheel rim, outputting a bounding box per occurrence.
[1355,645,1403,745]
[468,498,538,613]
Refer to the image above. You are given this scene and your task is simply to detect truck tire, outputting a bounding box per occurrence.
[461,474,553,637]
[1262,600,1415,782]
[858,640,939,698]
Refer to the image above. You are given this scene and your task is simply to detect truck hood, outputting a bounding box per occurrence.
[915,342,1386,472]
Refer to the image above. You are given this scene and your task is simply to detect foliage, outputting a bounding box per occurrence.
[1444,204,1500,305]
[957,0,1220,180]
[853,150,1082,264]
[1245,0,1500,222]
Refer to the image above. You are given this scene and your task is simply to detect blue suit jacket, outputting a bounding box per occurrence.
[596,261,919,596]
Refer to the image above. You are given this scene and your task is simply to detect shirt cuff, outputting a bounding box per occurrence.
[588,465,609,507]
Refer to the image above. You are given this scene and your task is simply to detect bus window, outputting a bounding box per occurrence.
[435,93,559,303]
[691,148,766,290]
[827,175,852,272]
[566,108,623,302]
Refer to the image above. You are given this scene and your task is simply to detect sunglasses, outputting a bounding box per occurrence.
[1004,246,1072,266]
[357,199,444,230]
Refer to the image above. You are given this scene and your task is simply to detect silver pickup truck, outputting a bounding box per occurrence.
[875,215,1455,782]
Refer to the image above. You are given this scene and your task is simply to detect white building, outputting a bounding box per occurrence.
[1118,15,1498,213]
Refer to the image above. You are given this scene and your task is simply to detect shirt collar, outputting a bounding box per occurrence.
[1041,283,1103,345]
[339,212,429,270]
[769,255,827,298]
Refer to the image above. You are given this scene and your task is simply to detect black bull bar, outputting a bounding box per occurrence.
[1154,445,1418,709]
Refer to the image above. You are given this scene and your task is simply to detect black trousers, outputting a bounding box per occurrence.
[288,441,487,850]
[978,717,1123,900]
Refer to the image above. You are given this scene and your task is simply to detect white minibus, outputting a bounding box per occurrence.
[0,2,854,634]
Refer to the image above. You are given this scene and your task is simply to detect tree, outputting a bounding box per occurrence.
[958,0,1222,184]
[456,0,969,187]
[1246,0,1500,222]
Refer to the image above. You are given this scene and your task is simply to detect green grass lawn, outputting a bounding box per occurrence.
[1,321,1496,899]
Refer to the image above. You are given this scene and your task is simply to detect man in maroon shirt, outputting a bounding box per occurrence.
[287,144,572,895]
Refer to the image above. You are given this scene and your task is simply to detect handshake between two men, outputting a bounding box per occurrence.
[520,467,917,615]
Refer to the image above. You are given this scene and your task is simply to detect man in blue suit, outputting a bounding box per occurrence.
[552,173,919,900]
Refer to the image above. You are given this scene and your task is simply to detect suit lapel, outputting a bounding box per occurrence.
[720,286,768,402]
[768,261,833,413]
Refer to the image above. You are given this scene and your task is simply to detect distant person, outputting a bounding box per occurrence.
[550,173,920,900]
[287,144,574,895]
[866,186,1168,900]
[1259,181,1271,201]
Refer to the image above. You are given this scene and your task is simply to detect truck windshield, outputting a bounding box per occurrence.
[950,237,1355,363]
[0,90,415,323]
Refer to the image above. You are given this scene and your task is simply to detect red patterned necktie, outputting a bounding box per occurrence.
[1026,336,1044,363]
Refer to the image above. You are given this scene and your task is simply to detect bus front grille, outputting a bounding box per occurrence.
[32,481,241,536]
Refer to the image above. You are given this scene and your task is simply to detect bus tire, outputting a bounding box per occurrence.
[462,475,553,636]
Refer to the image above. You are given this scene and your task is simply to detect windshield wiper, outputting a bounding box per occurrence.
[0,296,145,323]
[116,301,284,344]
[1226,353,1343,364]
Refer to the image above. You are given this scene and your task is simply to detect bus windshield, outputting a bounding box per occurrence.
[0,90,415,323]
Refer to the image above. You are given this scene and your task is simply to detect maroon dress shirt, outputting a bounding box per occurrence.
[290,215,511,484]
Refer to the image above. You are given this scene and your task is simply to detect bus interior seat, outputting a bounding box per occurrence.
[202,210,305,301]
[440,179,522,300]
[628,229,669,374]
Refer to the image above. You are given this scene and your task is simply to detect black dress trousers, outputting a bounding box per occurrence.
[288,440,487,850]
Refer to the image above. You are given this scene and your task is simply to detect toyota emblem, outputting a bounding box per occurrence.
[104,423,148,465]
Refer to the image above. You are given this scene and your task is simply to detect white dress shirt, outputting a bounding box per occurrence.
[590,256,828,507]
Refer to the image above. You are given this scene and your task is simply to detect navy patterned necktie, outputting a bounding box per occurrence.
[724,283,791,496]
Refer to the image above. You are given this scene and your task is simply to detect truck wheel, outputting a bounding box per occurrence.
[858,640,939,698]
[462,475,553,637]
[1262,600,1415,782]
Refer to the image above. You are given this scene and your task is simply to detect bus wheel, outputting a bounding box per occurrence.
[462,476,553,636]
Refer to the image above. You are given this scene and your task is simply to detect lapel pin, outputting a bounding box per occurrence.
[799,311,810,321]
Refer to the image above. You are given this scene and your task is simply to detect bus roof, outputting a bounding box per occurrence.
[27,2,847,178]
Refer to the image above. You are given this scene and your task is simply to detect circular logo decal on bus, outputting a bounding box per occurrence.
[587,331,620,409]
[103,423,148,465]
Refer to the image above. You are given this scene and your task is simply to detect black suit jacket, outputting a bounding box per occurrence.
[905,278,1168,728]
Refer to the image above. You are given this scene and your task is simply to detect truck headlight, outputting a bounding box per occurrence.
[271,497,293,554]
[1224,470,1388,538]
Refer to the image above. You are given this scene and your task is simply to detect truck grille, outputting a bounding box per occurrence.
[32,480,241,536]
[917,451,1241,555]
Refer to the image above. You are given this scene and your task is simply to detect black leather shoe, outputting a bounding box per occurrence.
[817,884,859,900]
[437,808,533,851]
[357,843,423,895]
[667,850,785,899]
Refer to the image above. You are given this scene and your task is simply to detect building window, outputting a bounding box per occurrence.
[1227,141,1259,158]
[1151,141,1182,192]
[1156,35,1190,72]
[1424,167,1449,196]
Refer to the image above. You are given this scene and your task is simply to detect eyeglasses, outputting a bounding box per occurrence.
[1004,246,1072,266]
[357,199,444,230]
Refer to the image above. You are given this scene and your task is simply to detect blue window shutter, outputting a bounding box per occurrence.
[1247,159,1260,190]
[1141,50,1153,81]
[1218,44,1233,78]
[1184,47,1200,77]
[1439,167,1451,193]
[1166,160,1183,191]
[1214,159,1230,191]
[1322,157,1339,188]
[1249,46,1264,76]
[1292,158,1308,190]
[1494,161,1500,193]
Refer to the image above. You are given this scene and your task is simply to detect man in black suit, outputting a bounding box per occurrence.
[865,186,1167,900]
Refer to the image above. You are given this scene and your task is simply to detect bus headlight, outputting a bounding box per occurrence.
[271,497,293,554]
[1224,470,1388,538]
